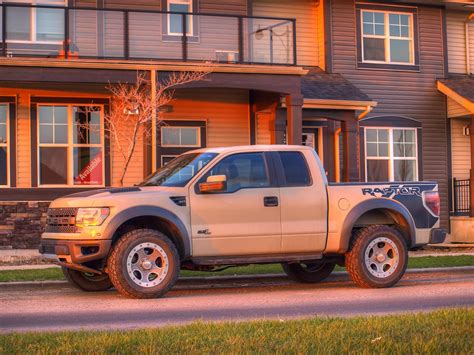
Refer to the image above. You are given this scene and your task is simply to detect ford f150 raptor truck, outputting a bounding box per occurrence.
[39,145,446,298]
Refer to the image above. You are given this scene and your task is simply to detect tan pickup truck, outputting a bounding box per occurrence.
[39,145,446,298]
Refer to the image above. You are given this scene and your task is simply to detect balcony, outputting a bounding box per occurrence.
[0,4,297,66]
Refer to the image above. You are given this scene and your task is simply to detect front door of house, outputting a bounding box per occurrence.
[157,120,207,168]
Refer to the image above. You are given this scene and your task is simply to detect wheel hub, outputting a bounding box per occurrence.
[364,236,399,279]
[126,242,169,288]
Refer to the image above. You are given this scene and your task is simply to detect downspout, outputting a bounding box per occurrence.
[465,13,474,75]
[357,105,373,120]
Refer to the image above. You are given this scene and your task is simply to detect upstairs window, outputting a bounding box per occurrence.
[360,9,415,65]
[167,0,193,36]
[365,127,418,182]
[4,0,66,43]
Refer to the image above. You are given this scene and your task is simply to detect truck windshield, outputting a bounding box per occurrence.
[139,152,218,187]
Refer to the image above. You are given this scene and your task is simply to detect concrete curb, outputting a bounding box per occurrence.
[1,266,473,291]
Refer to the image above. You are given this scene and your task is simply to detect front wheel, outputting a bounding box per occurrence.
[107,229,180,299]
[62,267,113,292]
[282,261,336,283]
[345,225,408,288]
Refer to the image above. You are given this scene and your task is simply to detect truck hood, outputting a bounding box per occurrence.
[49,186,187,209]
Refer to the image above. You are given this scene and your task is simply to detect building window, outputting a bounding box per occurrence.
[38,105,104,186]
[0,104,8,186]
[365,127,418,182]
[167,0,193,36]
[161,126,200,147]
[4,0,66,43]
[361,10,414,65]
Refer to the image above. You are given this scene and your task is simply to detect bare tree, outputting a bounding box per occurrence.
[104,71,208,186]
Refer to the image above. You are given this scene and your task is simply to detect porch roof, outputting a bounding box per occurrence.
[301,68,376,107]
[437,75,474,113]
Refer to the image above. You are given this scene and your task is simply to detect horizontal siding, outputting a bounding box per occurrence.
[446,11,474,75]
[111,125,144,187]
[252,0,319,66]
[448,97,471,118]
[331,1,449,227]
[162,88,249,148]
[451,117,471,180]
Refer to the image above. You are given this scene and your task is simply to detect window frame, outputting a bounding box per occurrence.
[160,125,201,148]
[364,126,419,182]
[166,0,193,36]
[0,103,10,187]
[4,0,67,45]
[37,103,105,188]
[360,9,415,65]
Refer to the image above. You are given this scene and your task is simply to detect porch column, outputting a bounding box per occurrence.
[285,94,303,145]
[471,115,474,217]
[341,116,360,182]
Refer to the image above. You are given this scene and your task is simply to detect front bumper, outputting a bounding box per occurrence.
[39,238,112,264]
[429,228,447,244]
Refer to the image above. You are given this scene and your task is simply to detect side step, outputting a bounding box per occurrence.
[191,252,323,266]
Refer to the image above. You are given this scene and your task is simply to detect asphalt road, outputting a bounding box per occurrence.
[1,268,473,333]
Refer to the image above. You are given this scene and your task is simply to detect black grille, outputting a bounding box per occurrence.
[45,208,79,233]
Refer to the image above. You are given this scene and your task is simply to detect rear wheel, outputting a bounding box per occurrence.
[345,225,408,288]
[282,261,336,283]
[107,229,180,299]
[62,267,113,292]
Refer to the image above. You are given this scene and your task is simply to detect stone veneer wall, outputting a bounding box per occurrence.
[0,202,50,249]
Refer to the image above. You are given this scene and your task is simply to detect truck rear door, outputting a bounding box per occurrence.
[273,150,328,253]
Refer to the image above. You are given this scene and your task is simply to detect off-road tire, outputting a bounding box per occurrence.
[282,261,336,283]
[107,229,180,299]
[345,225,408,288]
[62,267,113,292]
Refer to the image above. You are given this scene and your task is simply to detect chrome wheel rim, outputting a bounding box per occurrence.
[126,242,169,288]
[364,237,399,279]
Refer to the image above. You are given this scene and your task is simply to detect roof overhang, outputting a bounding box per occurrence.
[302,98,378,111]
[437,80,474,113]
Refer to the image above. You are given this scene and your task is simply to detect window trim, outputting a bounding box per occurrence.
[166,0,193,36]
[36,103,105,188]
[0,103,10,187]
[160,125,201,148]
[4,0,67,45]
[364,126,419,182]
[356,4,420,71]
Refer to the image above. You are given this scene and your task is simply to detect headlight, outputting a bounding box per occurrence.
[75,208,109,228]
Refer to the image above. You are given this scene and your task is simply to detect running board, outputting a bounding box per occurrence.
[191,253,323,266]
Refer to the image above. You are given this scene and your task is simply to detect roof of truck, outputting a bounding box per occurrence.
[189,145,315,154]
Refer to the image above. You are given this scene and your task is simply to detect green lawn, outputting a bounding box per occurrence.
[0,255,473,283]
[0,308,472,353]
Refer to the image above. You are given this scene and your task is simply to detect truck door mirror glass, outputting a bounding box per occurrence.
[199,175,227,193]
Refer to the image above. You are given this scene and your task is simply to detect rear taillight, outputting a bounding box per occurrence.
[423,191,440,217]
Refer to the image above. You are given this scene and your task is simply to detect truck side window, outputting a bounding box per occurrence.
[278,152,311,187]
[203,152,270,193]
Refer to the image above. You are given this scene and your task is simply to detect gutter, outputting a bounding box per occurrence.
[299,98,378,111]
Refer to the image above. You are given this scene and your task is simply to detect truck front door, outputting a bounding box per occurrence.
[189,152,281,257]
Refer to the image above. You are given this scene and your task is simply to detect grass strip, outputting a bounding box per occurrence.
[0,255,473,282]
[0,308,472,353]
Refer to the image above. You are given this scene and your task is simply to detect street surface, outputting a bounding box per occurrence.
[1,268,473,333]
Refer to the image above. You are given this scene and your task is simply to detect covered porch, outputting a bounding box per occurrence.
[437,76,474,242]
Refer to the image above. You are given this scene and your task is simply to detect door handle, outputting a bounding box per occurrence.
[264,196,279,207]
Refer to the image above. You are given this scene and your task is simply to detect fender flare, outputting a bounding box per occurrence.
[103,205,191,258]
[339,199,417,252]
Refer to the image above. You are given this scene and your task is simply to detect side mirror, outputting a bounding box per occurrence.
[199,175,227,193]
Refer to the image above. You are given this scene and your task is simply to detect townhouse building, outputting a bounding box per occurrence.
[0,0,471,248]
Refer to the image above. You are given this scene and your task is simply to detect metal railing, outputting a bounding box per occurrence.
[0,3,297,65]
[452,178,471,216]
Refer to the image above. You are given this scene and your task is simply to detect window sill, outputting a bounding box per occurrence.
[162,34,199,43]
[357,62,420,72]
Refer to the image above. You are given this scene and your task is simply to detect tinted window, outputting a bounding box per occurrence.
[279,152,311,187]
[203,153,270,193]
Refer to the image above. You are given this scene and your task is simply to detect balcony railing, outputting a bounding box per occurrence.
[0,4,297,66]
[452,178,471,216]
